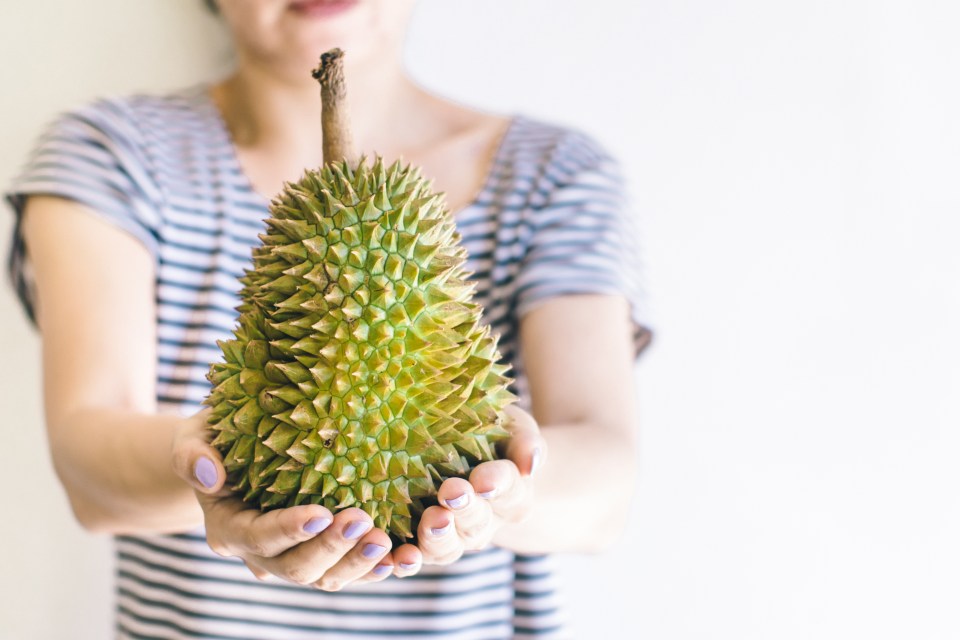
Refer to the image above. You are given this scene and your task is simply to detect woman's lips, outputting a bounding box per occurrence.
[288,0,359,19]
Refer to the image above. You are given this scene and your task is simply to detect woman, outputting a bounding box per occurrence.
[8,0,649,637]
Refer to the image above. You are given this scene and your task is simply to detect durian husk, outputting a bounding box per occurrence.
[204,49,515,541]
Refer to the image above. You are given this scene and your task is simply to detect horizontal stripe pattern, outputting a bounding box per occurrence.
[5,84,649,639]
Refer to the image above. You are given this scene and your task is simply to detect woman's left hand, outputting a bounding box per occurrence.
[415,404,545,565]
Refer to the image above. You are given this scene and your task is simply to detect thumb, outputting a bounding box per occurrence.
[171,409,227,495]
[501,404,546,478]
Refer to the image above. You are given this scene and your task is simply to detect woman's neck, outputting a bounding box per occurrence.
[213,52,420,164]
[207,48,505,210]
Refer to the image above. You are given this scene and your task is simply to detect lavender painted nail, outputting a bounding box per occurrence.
[303,517,332,534]
[194,457,217,489]
[430,522,453,537]
[372,564,393,577]
[343,520,372,540]
[443,493,469,509]
[530,447,542,476]
[362,543,387,559]
[399,562,418,571]
[477,489,497,499]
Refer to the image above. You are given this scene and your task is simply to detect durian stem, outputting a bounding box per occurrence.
[312,48,358,167]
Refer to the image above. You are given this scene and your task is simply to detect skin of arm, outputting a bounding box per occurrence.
[494,295,641,554]
[22,195,203,534]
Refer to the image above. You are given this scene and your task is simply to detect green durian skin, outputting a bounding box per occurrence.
[204,156,515,541]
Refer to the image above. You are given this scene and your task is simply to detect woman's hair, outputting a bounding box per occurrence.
[203,0,218,14]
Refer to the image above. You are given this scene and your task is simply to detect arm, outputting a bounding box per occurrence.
[496,294,639,553]
[23,195,201,533]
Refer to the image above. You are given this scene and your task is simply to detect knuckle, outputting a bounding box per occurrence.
[171,448,190,478]
[462,531,494,551]
[205,535,231,558]
[242,560,265,580]
[284,566,314,586]
[315,575,343,592]
[455,510,491,538]
[315,537,340,558]
[456,531,483,550]
[421,544,460,566]
[278,516,303,542]
[243,533,269,558]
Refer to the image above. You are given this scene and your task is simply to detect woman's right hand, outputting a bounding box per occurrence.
[171,411,423,590]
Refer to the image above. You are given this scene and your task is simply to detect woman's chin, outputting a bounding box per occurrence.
[231,0,409,79]
[280,10,378,62]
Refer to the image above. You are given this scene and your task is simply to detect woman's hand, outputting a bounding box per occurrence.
[171,404,544,581]
[171,411,423,589]
[416,404,546,565]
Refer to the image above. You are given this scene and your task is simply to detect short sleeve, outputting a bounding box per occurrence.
[5,99,163,323]
[513,134,653,357]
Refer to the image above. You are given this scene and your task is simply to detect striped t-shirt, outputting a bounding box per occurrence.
[6,86,650,640]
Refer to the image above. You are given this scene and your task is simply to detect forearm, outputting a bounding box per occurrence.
[50,407,202,534]
[493,422,638,554]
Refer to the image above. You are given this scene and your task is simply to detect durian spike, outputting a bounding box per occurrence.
[312,48,358,167]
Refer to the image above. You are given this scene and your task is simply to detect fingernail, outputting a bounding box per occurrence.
[477,488,497,499]
[194,457,217,489]
[303,517,332,534]
[530,447,542,476]
[343,520,372,540]
[372,564,393,576]
[362,543,387,559]
[399,562,418,571]
[443,493,469,509]
[430,521,453,537]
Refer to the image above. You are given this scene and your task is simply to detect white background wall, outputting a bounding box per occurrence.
[1,1,958,638]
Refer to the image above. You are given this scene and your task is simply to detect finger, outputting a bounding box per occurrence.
[351,551,398,586]
[469,459,532,522]
[356,558,396,585]
[204,500,334,559]
[391,543,422,577]
[437,478,493,550]
[312,520,393,591]
[502,404,546,477]
[259,508,379,587]
[171,411,226,495]
[243,558,270,581]
[417,505,464,565]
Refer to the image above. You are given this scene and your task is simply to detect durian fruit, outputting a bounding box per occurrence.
[204,49,515,541]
